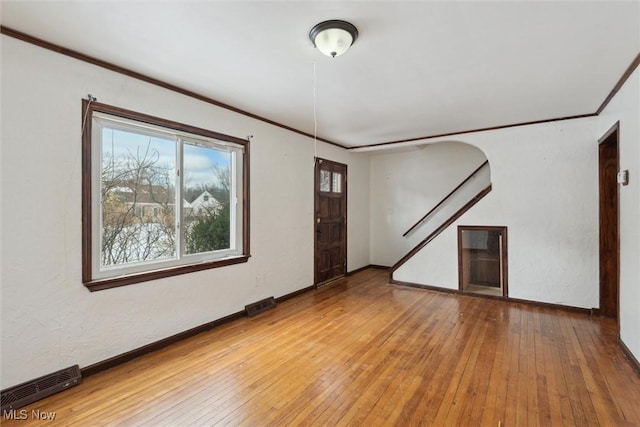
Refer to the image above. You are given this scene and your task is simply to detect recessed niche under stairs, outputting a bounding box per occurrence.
[458,226,508,298]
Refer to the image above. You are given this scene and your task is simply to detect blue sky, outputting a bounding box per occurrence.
[102,127,230,189]
[183,142,230,189]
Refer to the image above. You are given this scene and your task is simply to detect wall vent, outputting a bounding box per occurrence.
[245,297,276,317]
[1,365,82,412]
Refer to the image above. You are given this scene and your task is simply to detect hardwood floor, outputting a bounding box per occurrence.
[3,268,640,426]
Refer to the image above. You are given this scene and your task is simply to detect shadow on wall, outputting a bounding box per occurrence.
[370,140,491,268]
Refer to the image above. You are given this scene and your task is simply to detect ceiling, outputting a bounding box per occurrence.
[1,1,639,149]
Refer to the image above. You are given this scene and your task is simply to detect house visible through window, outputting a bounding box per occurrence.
[82,100,250,290]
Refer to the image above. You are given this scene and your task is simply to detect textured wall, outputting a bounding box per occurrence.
[385,119,600,310]
[369,142,488,267]
[0,36,370,388]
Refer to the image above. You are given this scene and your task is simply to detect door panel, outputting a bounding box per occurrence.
[598,123,619,319]
[315,158,347,285]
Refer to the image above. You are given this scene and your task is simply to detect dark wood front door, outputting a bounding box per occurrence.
[598,122,620,319]
[314,158,347,285]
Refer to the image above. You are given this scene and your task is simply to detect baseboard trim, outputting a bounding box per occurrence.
[81,310,245,378]
[347,265,370,276]
[619,338,640,376]
[390,279,593,315]
[82,283,317,378]
[391,279,460,295]
[347,264,389,276]
[506,296,594,315]
[275,285,315,303]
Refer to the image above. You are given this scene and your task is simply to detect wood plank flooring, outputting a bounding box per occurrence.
[3,268,640,426]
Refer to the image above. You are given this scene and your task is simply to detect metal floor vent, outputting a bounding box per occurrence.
[245,297,276,317]
[1,365,82,412]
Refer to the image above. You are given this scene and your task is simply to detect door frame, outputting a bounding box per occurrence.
[598,121,620,320]
[314,157,348,286]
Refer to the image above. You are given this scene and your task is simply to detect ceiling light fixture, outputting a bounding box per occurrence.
[309,20,358,58]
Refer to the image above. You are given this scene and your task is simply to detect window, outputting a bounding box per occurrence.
[320,170,331,192]
[320,169,342,193]
[82,100,250,290]
[332,172,342,193]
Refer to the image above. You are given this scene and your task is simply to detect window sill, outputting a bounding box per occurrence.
[84,255,251,292]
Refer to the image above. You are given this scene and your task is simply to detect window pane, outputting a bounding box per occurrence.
[332,172,342,193]
[101,127,176,268]
[320,170,331,192]
[86,104,250,288]
[183,143,232,254]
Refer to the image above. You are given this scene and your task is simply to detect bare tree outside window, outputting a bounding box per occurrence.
[84,101,249,289]
[100,129,234,268]
[101,130,176,267]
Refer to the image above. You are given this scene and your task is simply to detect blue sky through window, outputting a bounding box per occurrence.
[102,127,230,189]
[184,143,230,190]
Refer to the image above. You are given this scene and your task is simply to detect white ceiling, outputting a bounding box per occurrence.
[2,1,639,148]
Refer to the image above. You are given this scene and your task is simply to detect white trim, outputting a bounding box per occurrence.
[90,112,245,281]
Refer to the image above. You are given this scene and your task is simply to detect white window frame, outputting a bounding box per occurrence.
[82,101,250,291]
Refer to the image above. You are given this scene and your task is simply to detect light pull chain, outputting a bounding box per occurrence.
[313,62,318,164]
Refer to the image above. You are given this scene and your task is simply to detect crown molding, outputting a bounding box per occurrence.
[2,26,638,153]
[0,25,347,150]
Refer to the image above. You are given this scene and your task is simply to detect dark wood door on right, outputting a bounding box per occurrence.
[314,158,347,285]
[598,123,619,319]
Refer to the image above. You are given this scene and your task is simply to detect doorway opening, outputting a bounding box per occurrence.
[598,122,620,320]
[458,226,508,297]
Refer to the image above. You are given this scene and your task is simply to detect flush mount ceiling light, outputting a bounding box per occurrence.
[309,20,358,58]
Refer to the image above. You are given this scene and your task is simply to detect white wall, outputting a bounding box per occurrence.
[385,118,600,310]
[370,142,487,266]
[0,36,370,388]
[598,67,640,363]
